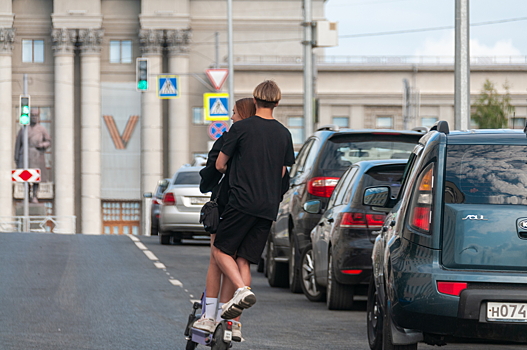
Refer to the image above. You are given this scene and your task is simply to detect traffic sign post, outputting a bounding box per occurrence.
[208,121,229,140]
[203,93,230,121]
[157,75,179,99]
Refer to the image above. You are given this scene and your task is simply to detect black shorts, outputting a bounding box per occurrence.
[213,205,272,264]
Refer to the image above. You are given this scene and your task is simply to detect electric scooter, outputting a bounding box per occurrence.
[184,292,239,350]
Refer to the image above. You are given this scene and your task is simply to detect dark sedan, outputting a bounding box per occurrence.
[301,159,407,310]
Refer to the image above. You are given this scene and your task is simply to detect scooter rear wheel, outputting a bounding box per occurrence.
[211,323,231,350]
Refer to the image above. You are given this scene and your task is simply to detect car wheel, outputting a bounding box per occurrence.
[367,278,383,350]
[300,244,326,302]
[382,294,418,350]
[288,242,302,293]
[256,257,265,273]
[326,249,354,310]
[266,240,288,287]
[150,224,158,236]
[172,236,182,244]
[160,233,171,245]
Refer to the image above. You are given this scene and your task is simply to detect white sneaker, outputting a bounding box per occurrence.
[193,317,217,333]
[221,286,256,319]
[231,321,244,342]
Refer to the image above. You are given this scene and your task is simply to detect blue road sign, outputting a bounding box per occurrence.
[208,121,229,140]
[204,93,229,121]
[157,75,179,99]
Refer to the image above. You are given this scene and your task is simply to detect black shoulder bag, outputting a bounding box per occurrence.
[199,180,223,234]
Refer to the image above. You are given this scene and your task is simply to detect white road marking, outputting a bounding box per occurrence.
[143,250,159,261]
[135,242,148,250]
[154,262,166,269]
[170,279,183,287]
[128,235,140,242]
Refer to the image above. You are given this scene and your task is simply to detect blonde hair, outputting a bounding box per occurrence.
[253,80,281,108]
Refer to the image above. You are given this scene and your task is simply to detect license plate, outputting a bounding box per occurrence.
[190,197,209,205]
[223,330,232,342]
[487,302,527,322]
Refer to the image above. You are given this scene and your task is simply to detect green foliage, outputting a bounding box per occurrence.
[471,79,514,129]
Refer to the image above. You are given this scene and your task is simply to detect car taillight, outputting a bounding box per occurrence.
[437,281,467,296]
[340,212,385,229]
[366,213,385,228]
[163,192,176,205]
[409,164,434,232]
[307,177,340,198]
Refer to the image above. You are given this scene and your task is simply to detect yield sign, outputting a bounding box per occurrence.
[12,168,41,183]
[205,69,229,90]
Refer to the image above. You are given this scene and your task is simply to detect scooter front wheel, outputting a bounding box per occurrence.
[186,339,198,350]
[211,323,231,350]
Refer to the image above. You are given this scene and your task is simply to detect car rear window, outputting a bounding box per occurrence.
[317,135,417,177]
[173,171,201,185]
[445,144,527,205]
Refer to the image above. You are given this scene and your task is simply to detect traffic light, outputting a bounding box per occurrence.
[136,58,148,91]
[19,95,30,125]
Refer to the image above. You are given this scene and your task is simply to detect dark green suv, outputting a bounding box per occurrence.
[365,121,527,349]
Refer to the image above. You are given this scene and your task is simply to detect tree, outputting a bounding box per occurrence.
[471,79,515,129]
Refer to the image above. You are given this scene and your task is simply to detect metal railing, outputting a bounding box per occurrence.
[233,55,527,66]
[0,216,76,234]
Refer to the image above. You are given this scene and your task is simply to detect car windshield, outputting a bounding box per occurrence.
[317,135,417,177]
[173,171,201,185]
[445,144,527,205]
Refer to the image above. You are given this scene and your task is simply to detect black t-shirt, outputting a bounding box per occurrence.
[221,115,295,221]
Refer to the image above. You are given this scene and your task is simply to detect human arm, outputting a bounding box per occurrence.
[216,151,230,174]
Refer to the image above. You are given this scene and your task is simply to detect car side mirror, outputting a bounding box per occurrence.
[363,186,392,209]
[143,192,153,198]
[303,200,321,214]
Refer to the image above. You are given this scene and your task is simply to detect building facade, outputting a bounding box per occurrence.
[1,0,526,234]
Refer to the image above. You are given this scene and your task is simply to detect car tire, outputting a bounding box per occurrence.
[266,240,288,288]
[288,242,302,293]
[172,235,182,244]
[382,294,418,350]
[326,249,354,310]
[300,244,326,302]
[150,224,159,236]
[160,233,171,245]
[367,278,383,350]
[256,257,265,273]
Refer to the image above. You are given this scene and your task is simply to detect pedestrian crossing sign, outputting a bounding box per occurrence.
[157,75,179,99]
[204,93,230,121]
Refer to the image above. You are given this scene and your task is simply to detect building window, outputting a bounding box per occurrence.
[376,116,393,129]
[193,107,205,125]
[102,201,141,235]
[332,117,349,128]
[22,40,44,63]
[512,117,526,129]
[288,116,304,144]
[421,117,438,128]
[109,40,132,63]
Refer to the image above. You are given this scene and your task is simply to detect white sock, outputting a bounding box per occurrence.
[204,297,218,319]
[216,302,225,322]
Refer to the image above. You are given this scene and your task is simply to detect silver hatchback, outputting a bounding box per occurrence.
[158,166,211,244]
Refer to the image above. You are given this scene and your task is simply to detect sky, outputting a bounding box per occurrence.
[324,0,527,57]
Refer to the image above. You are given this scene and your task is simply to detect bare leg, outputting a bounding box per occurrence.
[212,245,245,289]
[206,234,222,298]
[236,257,251,288]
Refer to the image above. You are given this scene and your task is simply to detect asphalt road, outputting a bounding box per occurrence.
[0,232,525,350]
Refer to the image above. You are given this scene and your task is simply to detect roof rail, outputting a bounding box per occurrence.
[430,120,449,134]
[317,124,340,132]
[412,126,428,133]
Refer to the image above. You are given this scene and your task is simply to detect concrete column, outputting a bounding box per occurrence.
[139,29,164,195]
[52,28,77,233]
[78,29,103,234]
[0,28,15,216]
[166,29,192,174]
